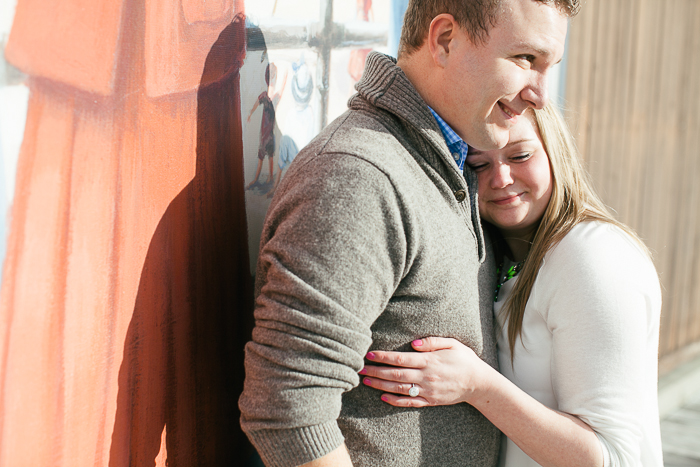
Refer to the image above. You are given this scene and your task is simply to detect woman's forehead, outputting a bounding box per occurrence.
[468,117,541,157]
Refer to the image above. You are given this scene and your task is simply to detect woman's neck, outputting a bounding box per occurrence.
[503,237,531,262]
[500,224,539,262]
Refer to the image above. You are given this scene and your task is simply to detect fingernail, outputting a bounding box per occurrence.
[359,368,367,375]
[363,378,372,385]
[366,352,376,360]
[412,339,423,347]
[381,395,388,402]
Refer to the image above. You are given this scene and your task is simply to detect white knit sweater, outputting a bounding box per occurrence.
[495,221,663,467]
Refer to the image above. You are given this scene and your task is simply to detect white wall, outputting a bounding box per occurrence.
[0,0,29,277]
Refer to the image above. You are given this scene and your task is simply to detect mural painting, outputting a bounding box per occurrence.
[240,0,397,271]
[0,0,403,465]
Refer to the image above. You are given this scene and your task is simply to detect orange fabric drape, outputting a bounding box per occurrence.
[0,0,254,464]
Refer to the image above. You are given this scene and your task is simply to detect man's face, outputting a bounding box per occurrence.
[439,0,568,151]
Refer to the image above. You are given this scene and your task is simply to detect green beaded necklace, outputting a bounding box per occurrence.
[494,260,524,302]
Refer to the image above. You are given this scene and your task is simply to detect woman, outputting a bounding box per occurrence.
[361,105,663,466]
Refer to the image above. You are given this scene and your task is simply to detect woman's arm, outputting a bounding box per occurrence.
[362,337,603,467]
[364,223,661,467]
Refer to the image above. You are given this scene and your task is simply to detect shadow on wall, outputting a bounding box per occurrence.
[109,16,258,466]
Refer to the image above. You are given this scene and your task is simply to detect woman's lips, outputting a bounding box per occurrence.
[491,193,522,205]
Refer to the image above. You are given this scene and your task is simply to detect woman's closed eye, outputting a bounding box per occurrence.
[467,162,488,172]
[511,152,533,162]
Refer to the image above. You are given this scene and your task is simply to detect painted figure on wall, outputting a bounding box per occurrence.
[0,0,256,465]
[285,55,315,150]
[245,61,287,193]
[0,0,398,465]
[111,16,255,466]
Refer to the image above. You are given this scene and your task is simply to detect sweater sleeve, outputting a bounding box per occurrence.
[534,222,661,467]
[239,153,408,467]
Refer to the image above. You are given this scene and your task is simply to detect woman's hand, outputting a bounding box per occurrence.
[360,337,494,407]
[363,338,604,467]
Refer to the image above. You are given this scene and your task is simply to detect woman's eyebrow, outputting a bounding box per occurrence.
[467,138,537,156]
[506,138,537,146]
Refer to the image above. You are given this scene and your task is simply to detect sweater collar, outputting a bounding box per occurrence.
[351,52,486,263]
[353,52,452,166]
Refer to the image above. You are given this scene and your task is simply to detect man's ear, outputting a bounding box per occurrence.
[428,14,458,68]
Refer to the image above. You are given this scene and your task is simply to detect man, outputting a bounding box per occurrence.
[239,1,577,466]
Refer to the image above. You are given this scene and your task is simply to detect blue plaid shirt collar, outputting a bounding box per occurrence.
[429,107,469,172]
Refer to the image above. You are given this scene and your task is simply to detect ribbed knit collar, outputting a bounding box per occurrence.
[351,51,486,263]
[353,52,449,161]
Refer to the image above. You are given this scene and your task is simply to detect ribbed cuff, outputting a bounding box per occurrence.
[595,431,611,467]
[246,421,345,467]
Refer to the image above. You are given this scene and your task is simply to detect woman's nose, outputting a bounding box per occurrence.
[491,162,514,189]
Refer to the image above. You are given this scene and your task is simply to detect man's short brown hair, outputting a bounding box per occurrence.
[398,0,580,57]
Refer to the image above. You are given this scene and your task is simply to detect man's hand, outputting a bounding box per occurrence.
[300,444,353,467]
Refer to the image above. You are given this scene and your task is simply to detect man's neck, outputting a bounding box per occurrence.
[397,52,440,116]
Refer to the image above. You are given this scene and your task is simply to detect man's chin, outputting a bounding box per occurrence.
[469,130,509,151]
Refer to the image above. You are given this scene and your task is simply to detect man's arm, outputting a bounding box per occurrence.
[240,153,408,467]
[300,445,353,467]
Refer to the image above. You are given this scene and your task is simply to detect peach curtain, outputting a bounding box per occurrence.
[0,0,254,464]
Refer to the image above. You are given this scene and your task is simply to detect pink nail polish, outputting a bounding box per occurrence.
[363,378,371,385]
[381,395,388,402]
[359,368,367,375]
[366,352,376,360]
[412,339,423,347]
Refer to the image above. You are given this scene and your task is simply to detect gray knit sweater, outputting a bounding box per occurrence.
[239,52,500,467]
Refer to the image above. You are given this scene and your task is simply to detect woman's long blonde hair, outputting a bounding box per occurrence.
[497,104,650,360]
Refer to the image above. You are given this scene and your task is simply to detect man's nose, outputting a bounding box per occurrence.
[521,72,549,110]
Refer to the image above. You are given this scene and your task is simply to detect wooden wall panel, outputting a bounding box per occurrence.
[565,0,700,361]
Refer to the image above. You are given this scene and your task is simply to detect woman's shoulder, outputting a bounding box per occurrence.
[546,220,651,269]
[533,221,661,326]
[535,220,659,302]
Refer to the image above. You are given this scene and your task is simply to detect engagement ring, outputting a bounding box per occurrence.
[408,384,419,397]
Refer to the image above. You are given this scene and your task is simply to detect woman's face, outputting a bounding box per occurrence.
[466,114,553,243]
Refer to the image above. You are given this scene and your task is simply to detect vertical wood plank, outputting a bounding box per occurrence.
[565,0,700,359]
[688,1,700,346]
